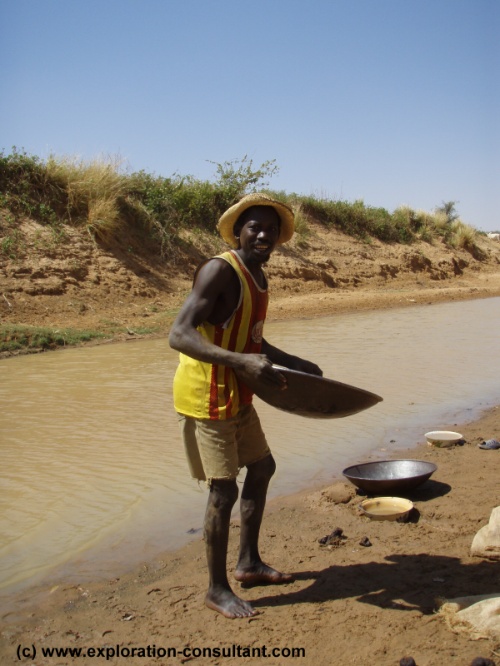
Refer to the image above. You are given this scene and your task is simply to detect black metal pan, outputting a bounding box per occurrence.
[343,459,437,494]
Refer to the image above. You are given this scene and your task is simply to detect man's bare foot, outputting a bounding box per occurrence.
[234,562,294,587]
[205,586,258,619]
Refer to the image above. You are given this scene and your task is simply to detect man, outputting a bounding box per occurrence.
[169,193,322,618]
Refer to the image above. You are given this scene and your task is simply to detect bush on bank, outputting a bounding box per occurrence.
[0,148,483,257]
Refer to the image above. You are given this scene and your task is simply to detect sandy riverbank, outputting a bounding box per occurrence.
[1,404,499,665]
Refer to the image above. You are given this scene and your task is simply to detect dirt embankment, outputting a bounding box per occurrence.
[1,216,500,341]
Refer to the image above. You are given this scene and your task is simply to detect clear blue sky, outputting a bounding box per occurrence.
[1,0,499,230]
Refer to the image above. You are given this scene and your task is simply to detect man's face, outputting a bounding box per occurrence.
[236,206,281,263]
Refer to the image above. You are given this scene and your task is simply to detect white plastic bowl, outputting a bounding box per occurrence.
[425,430,463,448]
[359,497,414,521]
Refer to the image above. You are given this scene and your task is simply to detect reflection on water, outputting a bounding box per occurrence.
[1,297,499,594]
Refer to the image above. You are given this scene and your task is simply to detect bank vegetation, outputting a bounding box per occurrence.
[1,149,496,354]
[0,148,486,260]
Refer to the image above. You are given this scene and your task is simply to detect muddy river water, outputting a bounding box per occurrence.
[1,297,499,596]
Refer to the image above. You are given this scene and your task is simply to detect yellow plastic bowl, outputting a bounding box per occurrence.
[359,497,414,522]
[425,431,463,448]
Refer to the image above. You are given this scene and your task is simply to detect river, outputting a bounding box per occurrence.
[1,297,499,596]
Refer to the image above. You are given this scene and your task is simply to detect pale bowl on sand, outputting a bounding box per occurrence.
[425,430,463,448]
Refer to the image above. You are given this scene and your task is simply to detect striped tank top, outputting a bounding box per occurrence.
[173,250,269,420]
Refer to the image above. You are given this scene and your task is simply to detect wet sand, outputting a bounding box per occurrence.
[1,404,499,665]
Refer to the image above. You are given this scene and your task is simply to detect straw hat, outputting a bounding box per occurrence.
[217,193,295,248]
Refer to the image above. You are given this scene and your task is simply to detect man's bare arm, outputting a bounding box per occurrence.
[169,260,283,385]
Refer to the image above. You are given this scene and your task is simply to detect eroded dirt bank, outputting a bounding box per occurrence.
[1,217,500,346]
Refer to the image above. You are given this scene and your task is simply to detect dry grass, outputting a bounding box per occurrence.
[414,210,437,243]
[292,207,312,247]
[432,211,450,233]
[45,154,129,241]
[448,220,479,250]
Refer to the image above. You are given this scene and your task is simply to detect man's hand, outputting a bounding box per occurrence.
[289,357,323,377]
[260,339,322,378]
[236,354,287,388]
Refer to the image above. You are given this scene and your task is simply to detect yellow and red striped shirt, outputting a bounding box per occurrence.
[173,251,269,420]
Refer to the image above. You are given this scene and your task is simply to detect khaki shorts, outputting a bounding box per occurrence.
[177,404,271,483]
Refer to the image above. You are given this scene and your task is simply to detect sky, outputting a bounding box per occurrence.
[1,0,499,230]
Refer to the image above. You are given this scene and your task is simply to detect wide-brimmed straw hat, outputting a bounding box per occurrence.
[217,193,295,248]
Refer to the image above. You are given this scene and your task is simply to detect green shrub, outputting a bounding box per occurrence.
[295,196,410,243]
[0,148,63,224]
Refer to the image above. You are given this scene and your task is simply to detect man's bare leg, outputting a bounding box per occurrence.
[204,479,258,618]
[235,454,294,586]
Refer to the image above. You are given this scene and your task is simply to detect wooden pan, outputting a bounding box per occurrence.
[241,365,383,419]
